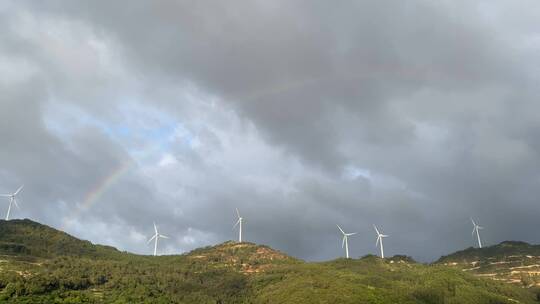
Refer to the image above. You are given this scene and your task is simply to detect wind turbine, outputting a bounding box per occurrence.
[337,224,356,259]
[1,185,23,221]
[233,208,243,242]
[471,218,484,248]
[147,222,169,256]
[374,225,389,259]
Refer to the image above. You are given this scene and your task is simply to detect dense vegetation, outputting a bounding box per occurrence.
[0,219,123,259]
[437,241,540,264]
[1,219,539,303]
[436,241,540,295]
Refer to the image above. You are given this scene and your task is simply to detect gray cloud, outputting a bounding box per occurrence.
[1,0,540,261]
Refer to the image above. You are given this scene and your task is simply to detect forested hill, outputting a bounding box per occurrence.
[0,219,122,259]
[0,219,539,303]
[437,241,540,263]
[436,241,540,288]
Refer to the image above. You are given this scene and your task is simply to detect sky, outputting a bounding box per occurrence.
[1,1,540,262]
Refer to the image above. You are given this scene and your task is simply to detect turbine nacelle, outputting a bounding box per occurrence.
[341,233,357,248]
[470,217,484,248]
[373,225,389,258]
[337,224,356,258]
[471,221,484,233]
[148,222,168,256]
[1,185,24,220]
[233,217,242,228]
[233,208,243,242]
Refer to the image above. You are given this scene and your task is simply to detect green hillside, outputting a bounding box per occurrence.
[1,220,539,303]
[0,219,123,259]
[436,241,540,290]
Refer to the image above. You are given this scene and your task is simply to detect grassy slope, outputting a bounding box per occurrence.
[436,241,540,290]
[437,241,540,264]
[0,220,538,303]
[0,219,123,259]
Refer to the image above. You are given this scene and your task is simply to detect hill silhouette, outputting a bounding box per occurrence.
[437,241,540,289]
[0,219,539,303]
[0,219,122,259]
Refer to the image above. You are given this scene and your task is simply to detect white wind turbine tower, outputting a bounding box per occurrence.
[337,224,356,259]
[233,208,243,242]
[471,218,484,248]
[147,222,169,256]
[1,185,24,221]
[373,225,389,259]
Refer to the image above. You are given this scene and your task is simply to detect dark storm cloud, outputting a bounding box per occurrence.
[29,0,519,169]
[1,80,134,222]
[1,0,540,261]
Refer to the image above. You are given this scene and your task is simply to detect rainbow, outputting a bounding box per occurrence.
[62,159,134,229]
[61,65,415,228]
[82,160,133,210]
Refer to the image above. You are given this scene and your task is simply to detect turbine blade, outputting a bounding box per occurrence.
[160,235,169,239]
[472,227,476,236]
[14,185,24,195]
[477,226,484,230]
[470,218,476,226]
[13,198,19,209]
[0,194,10,197]
[236,208,240,218]
[381,234,389,237]
[233,218,241,228]
[376,236,380,247]
[346,232,357,236]
[336,224,345,235]
[154,222,158,234]
[373,225,380,235]
[147,234,157,244]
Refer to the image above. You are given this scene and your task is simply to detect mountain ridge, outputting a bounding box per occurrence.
[0,219,123,259]
[436,241,540,289]
[1,219,540,303]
